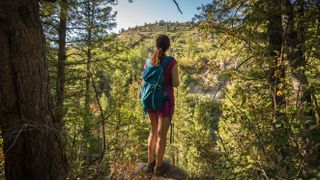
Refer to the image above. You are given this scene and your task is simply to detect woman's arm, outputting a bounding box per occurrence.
[171,63,179,87]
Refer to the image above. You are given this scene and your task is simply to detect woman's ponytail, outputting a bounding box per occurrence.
[157,48,163,64]
[152,48,164,65]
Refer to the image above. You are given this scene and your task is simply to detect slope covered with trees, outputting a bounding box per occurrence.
[195,0,320,178]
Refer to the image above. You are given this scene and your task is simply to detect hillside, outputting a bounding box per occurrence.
[118,22,196,41]
[117,22,225,99]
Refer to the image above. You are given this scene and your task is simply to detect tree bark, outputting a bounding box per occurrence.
[267,1,286,119]
[282,0,320,168]
[0,0,68,179]
[85,48,92,110]
[267,0,291,167]
[283,0,315,119]
[55,0,68,126]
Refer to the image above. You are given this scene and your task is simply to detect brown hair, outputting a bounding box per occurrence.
[151,34,170,65]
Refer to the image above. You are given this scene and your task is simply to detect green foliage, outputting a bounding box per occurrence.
[195,0,320,179]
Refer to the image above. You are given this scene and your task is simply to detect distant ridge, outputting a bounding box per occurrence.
[117,21,197,41]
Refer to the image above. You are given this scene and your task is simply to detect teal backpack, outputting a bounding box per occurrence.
[140,56,172,113]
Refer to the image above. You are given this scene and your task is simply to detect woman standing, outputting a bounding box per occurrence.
[142,34,179,175]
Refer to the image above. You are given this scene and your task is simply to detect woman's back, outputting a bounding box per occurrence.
[162,57,177,89]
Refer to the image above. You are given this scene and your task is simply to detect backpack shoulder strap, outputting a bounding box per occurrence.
[160,56,173,69]
[145,58,153,68]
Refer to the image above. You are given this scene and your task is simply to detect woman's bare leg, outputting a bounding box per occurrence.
[147,112,158,164]
[155,115,170,168]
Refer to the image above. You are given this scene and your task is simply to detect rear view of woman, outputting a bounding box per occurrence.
[141,34,179,176]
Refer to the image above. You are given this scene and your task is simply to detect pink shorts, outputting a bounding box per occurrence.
[146,100,173,117]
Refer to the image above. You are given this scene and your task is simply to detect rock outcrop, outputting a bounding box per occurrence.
[109,161,188,180]
[132,161,188,180]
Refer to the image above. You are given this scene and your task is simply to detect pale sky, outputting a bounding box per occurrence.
[112,0,211,33]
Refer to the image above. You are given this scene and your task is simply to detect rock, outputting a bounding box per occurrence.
[132,161,188,180]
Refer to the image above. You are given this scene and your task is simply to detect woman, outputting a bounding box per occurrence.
[143,34,179,175]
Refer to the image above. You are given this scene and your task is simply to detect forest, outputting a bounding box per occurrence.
[0,0,320,179]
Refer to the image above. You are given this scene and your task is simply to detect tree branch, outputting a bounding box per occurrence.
[172,0,183,14]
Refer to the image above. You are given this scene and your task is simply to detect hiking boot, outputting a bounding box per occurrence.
[142,161,155,174]
[155,162,169,176]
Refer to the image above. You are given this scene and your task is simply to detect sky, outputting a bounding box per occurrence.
[112,0,211,33]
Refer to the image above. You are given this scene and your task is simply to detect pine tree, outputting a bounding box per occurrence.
[0,0,68,179]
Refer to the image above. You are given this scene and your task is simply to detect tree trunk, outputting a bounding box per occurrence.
[84,1,93,111]
[55,0,68,126]
[85,47,92,110]
[282,0,319,168]
[284,0,315,118]
[0,0,68,179]
[267,1,286,122]
[267,0,291,168]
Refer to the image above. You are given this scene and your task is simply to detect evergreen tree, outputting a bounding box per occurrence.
[0,0,68,179]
